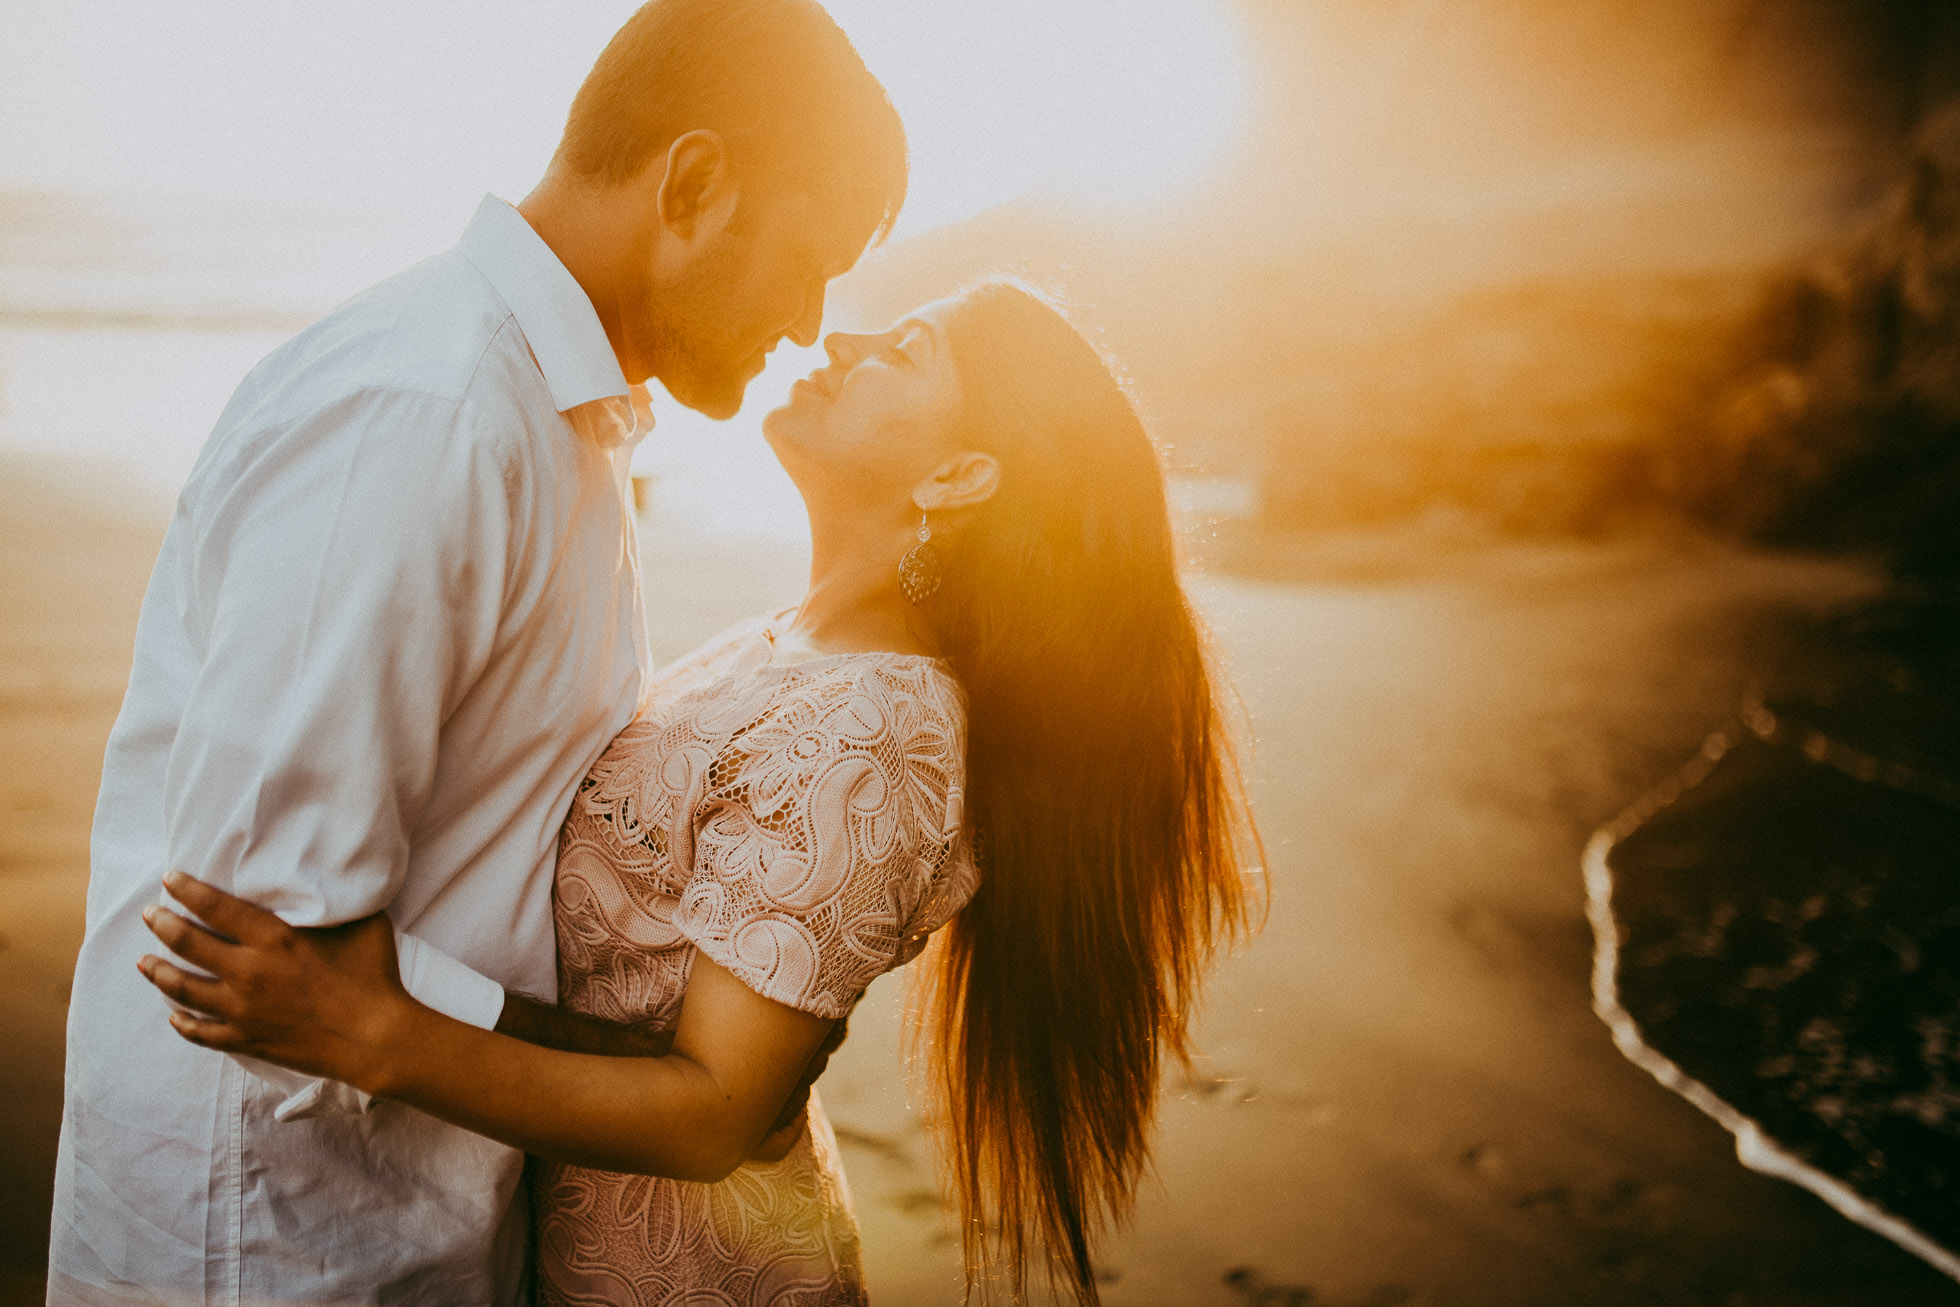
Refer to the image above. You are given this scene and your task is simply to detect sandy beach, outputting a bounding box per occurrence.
[3,452,1955,1305]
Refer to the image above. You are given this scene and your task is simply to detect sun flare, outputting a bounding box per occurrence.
[0,0,1252,537]
[639,0,1252,537]
[830,0,1250,233]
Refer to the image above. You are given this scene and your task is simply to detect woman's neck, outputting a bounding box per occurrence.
[788,515,931,657]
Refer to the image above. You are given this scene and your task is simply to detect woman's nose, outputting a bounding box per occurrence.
[823,331,871,368]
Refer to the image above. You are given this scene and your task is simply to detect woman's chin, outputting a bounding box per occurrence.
[760,416,814,479]
[761,396,820,445]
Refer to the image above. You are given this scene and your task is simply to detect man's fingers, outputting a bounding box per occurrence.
[142,905,242,976]
[796,1018,843,1085]
[767,1081,812,1135]
[764,1018,839,1135]
[750,1108,808,1163]
[166,1008,248,1053]
[619,1025,675,1058]
[138,955,238,1021]
[161,872,285,945]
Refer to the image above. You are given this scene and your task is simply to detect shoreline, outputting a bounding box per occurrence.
[1586,746,1960,1286]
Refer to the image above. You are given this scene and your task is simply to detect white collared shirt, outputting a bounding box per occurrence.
[50,195,651,1305]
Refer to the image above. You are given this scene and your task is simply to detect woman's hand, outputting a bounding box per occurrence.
[138,871,415,1092]
[138,876,844,1181]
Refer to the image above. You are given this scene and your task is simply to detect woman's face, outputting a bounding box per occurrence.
[762,299,967,525]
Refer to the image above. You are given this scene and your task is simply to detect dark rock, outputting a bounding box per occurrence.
[1592,594,1960,1278]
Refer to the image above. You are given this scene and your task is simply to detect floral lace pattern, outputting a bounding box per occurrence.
[534,618,976,1306]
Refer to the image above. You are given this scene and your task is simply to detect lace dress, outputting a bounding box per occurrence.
[533,615,977,1306]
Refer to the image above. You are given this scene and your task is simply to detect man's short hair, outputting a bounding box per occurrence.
[557,0,908,244]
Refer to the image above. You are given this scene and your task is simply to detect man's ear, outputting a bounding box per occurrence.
[912,453,1002,514]
[654,130,736,240]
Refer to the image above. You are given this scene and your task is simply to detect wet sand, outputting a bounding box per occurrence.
[4,453,1955,1304]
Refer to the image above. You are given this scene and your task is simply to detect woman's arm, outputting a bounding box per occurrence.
[493,993,674,1058]
[387,958,829,1180]
[139,872,833,1182]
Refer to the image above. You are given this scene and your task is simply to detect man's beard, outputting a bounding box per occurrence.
[651,232,757,419]
[668,349,752,419]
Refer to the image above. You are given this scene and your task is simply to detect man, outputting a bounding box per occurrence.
[50,1,905,1301]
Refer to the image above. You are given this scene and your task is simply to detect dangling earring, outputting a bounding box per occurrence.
[897,509,943,604]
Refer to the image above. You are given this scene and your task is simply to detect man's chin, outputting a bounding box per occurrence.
[672,376,748,422]
[692,394,746,421]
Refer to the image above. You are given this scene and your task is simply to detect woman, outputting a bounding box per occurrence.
[138,282,1263,1305]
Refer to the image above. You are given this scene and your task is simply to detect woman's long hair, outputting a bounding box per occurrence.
[913,282,1265,1304]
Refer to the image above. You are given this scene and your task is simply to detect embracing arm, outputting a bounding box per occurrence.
[159,390,523,1086]
[492,993,844,1154]
[494,994,673,1058]
[141,873,834,1182]
[380,959,829,1179]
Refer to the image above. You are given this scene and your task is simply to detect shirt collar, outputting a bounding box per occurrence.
[562,385,655,452]
[456,194,631,418]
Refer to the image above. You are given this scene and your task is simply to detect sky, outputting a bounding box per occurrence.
[0,0,1253,532]
[0,0,1250,241]
[0,0,1903,535]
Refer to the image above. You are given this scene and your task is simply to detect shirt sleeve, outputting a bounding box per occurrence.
[162,386,517,1112]
[675,670,966,1019]
[241,927,506,1121]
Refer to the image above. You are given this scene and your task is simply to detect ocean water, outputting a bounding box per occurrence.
[0,191,1259,543]
[0,192,828,539]
[1589,593,1960,1283]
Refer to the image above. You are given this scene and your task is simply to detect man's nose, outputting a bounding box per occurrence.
[787,283,826,349]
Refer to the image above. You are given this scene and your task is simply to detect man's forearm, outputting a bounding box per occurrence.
[495,993,674,1058]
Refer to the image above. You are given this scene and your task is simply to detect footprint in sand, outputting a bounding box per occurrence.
[1222,1265,1313,1306]
[1456,1141,1680,1284]
[1456,1140,1516,1185]
[1177,1064,1246,1101]
[1459,1140,1656,1220]
[1223,1265,1413,1307]
[1448,896,1591,978]
[1183,1063,1341,1114]
[881,1187,946,1216]
[829,1124,910,1165]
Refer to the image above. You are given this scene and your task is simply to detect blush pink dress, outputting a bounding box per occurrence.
[532,616,977,1307]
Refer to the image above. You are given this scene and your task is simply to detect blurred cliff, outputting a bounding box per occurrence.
[1682,107,1960,576]
[839,0,1960,575]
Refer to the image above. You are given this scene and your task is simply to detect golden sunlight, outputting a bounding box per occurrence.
[8,0,1960,1301]
[641,0,1253,536]
[0,0,1249,537]
[0,0,1246,242]
[831,0,1250,231]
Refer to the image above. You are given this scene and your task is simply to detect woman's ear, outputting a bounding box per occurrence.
[655,130,736,241]
[912,452,1002,515]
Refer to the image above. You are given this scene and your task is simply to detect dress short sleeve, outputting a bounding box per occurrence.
[676,660,970,1019]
